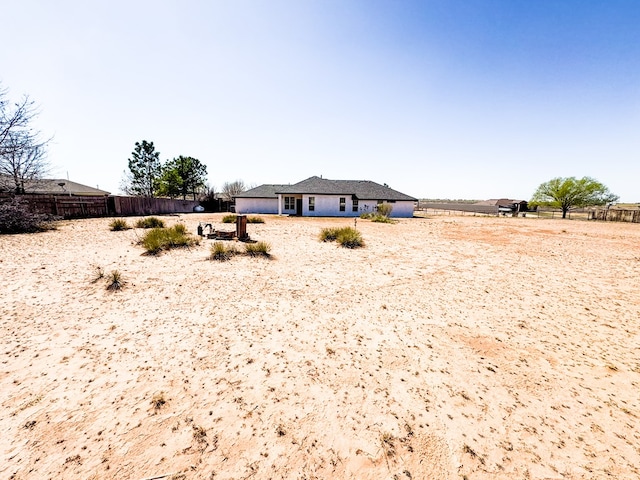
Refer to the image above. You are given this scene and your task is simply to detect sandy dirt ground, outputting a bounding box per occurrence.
[1,213,639,480]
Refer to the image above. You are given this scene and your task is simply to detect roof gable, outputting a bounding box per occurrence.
[235,184,290,198]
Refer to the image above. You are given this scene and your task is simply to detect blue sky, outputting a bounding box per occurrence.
[2,0,639,201]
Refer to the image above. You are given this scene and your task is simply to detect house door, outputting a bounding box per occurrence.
[296,198,303,216]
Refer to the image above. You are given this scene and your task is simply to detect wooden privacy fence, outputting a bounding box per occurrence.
[108,196,199,216]
[588,208,640,223]
[2,194,201,218]
[1,194,109,218]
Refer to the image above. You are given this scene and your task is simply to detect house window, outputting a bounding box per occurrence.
[308,197,315,211]
[284,196,295,210]
[339,197,346,212]
[352,199,359,212]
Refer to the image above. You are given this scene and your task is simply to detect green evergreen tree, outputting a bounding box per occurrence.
[124,140,161,197]
[158,167,182,199]
[158,156,207,200]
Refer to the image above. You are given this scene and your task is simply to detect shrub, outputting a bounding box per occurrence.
[319,226,364,248]
[247,216,265,224]
[210,241,271,261]
[135,217,165,229]
[172,223,188,235]
[245,241,271,257]
[141,228,165,255]
[222,214,237,224]
[376,203,393,217]
[0,198,58,234]
[336,227,364,248]
[109,218,130,231]
[361,206,396,223]
[319,227,341,242]
[370,214,396,224]
[209,241,235,261]
[140,225,198,254]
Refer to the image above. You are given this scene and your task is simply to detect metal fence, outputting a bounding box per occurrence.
[416,203,500,215]
[415,203,640,223]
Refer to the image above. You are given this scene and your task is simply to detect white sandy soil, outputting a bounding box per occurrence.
[1,214,639,479]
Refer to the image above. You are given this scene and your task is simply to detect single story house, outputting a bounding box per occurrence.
[235,176,417,218]
[474,198,529,213]
[0,176,110,196]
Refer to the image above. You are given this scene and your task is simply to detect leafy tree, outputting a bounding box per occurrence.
[122,140,161,197]
[0,84,51,193]
[530,176,618,218]
[158,156,207,200]
[157,167,182,199]
[221,180,246,201]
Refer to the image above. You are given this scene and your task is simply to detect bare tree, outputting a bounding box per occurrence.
[0,135,49,193]
[221,179,246,201]
[0,84,51,193]
[119,169,135,195]
[203,183,216,202]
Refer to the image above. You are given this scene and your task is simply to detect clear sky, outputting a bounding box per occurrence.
[2,0,639,201]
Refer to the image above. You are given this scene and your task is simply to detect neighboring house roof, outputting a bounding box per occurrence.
[235,184,290,199]
[261,176,416,201]
[0,176,110,196]
[474,198,527,207]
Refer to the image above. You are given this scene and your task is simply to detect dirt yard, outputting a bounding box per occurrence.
[1,214,639,479]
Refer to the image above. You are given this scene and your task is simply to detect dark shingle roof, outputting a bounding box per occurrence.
[274,176,416,201]
[236,184,290,198]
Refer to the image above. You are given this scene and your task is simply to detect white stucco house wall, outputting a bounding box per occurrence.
[235,176,416,218]
[233,184,287,215]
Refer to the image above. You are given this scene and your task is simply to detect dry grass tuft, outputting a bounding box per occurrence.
[90,265,105,284]
[244,241,271,257]
[140,225,199,254]
[151,392,167,410]
[109,218,131,231]
[192,425,208,446]
[319,226,364,248]
[381,432,396,457]
[135,217,165,229]
[106,270,124,291]
[209,241,235,261]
